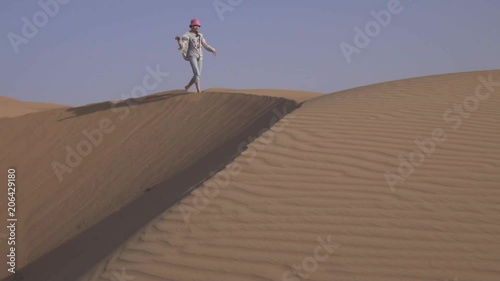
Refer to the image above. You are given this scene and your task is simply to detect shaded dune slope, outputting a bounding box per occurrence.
[79,70,500,281]
[0,91,298,281]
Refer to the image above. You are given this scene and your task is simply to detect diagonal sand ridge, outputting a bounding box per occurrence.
[204,88,323,103]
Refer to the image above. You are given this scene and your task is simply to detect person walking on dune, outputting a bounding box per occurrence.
[175,18,217,93]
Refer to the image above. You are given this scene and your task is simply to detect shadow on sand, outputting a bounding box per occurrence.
[58,90,189,121]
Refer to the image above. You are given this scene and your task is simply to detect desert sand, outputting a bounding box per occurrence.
[0,91,297,281]
[0,96,66,118]
[2,70,500,281]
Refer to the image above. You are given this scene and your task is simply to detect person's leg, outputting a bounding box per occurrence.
[194,58,203,93]
[185,56,201,91]
[184,56,196,90]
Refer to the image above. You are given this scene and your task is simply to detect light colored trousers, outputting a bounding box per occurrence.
[188,56,203,85]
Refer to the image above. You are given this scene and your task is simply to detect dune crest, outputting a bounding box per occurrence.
[204,88,323,103]
[0,96,67,118]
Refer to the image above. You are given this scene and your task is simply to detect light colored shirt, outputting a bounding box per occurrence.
[178,31,216,59]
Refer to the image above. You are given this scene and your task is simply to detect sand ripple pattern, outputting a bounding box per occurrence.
[82,71,500,281]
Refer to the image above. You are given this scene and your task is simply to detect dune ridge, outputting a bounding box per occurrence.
[77,70,500,281]
[204,88,323,103]
[0,96,67,118]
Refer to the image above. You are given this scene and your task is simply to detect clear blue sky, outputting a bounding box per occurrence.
[1,0,499,106]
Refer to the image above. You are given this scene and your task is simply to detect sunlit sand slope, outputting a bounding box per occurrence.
[80,70,500,281]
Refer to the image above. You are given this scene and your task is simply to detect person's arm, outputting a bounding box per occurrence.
[201,36,216,55]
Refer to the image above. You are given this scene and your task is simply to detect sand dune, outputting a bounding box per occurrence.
[204,88,322,103]
[73,70,500,281]
[0,91,297,281]
[0,96,67,118]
